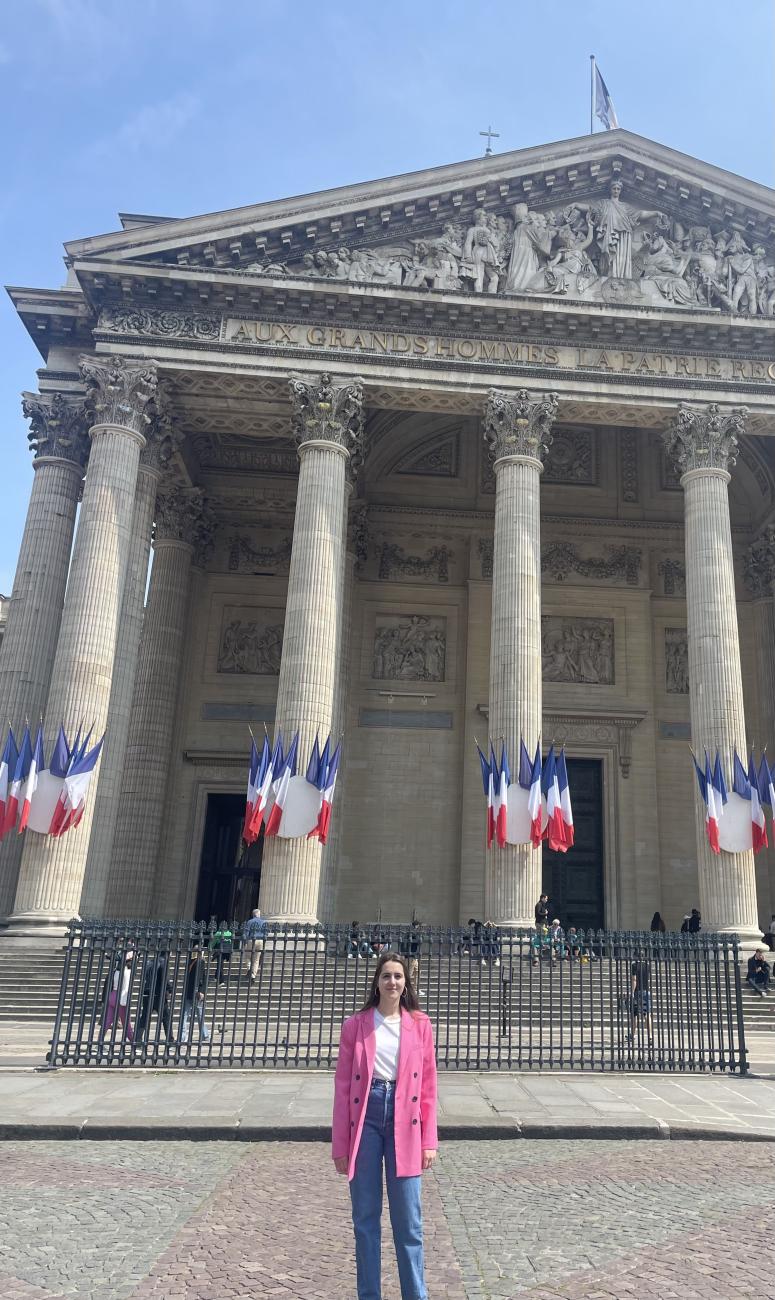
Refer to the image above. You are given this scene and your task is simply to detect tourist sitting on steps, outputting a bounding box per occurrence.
[747,950,771,997]
[548,919,566,963]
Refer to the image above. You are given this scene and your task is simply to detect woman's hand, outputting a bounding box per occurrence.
[333,1157,349,1175]
[421,1150,437,1172]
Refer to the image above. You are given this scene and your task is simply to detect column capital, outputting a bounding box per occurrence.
[80,356,158,439]
[483,388,559,466]
[140,383,184,475]
[154,485,216,566]
[288,372,365,469]
[662,402,747,478]
[744,525,775,597]
[21,391,90,467]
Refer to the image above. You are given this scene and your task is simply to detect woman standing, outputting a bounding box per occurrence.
[332,952,437,1300]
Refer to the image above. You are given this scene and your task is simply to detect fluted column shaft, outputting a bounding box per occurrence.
[107,536,196,917]
[682,466,760,937]
[10,422,146,923]
[80,463,160,915]
[0,456,85,916]
[486,453,543,925]
[259,440,349,921]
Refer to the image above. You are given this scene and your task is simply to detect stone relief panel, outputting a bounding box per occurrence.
[99,305,221,340]
[665,627,689,694]
[218,607,284,675]
[542,617,615,685]
[620,431,639,503]
[542,542,641,585]
[227,533,293,573]
[371,614,447,683]
[243,184,775,318]
[478,538,494,580]
[658,557,686,596]
[481,425,597,493]
[378,541,452,583]
[391,432,459,478]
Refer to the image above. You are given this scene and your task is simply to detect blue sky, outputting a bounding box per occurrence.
[1,0,773,592]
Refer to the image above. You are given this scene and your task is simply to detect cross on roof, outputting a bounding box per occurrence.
[479,125,500,157]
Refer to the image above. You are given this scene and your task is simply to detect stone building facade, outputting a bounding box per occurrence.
[2,129,775,942]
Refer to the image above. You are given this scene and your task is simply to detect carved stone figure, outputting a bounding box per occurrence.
[404,225,463,290]
[461,209,501,293]
[592,181,664,280]
[371,615,446,682]
[542,617,614,685]
[504,204,553,293]
[218,612,284,675]
[726,232,758,315]
[665,628,689,694]
[538,218,598,297]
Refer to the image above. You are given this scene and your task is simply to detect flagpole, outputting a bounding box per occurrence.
[589,54,595,134]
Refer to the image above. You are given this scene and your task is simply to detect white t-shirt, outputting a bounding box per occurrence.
[373,1010,401,1081]
[113,964,132,1006]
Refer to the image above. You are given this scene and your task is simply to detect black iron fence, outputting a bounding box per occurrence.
[48,920,748,1073]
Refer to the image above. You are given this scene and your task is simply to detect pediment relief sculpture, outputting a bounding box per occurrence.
[244,182,775,318]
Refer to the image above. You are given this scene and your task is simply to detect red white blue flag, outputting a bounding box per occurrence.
[528,741,543,848]
[19,724,44,834]
[315,739,341,845]
[542,745,565,852]
[49,734,104,836]
[264,732,298,837]
[0,728,18,834]
[748,751,768,851]
[556,748,574,850]
[495,742,510,848]
[243,738,261,844]
[477,743,495,848]
[3,725,32,838]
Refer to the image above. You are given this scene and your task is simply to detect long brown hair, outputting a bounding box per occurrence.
[360,952,421,1013]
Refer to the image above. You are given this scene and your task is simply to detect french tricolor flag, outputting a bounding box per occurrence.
[542,745,565,852]
[495,742,510,848]
[264,732,298,838]
[243,738,261,844]
[748,751,768,852]
[315,739,341,845]
[556,748,574,850]
[477,743,495,848]
[3,725,32,838]
[0,728,18,833]
[50,734,104,837]
[307,736,329,839]
[19,724,44,834]
[528,742,543,848]
[488,744,499,848]
[704,751,721,853]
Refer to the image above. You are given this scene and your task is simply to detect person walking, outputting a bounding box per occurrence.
[242,909,267,982]
[688,908,702,934]
[534,894,550,927]
[210,920,234,984]
[102,949,136,1041]
[137,949,174,1045]
[399,920,423,992]
[181,945,210,1043]
[332,951,438,1300]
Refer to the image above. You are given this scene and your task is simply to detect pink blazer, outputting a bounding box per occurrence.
[332,1007,438,1179]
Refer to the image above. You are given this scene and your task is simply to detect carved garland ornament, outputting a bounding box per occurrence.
[100,305,221,341]
[542,542,641,585]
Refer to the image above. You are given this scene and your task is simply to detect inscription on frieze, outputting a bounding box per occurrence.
[372,614,447,683]
[218,608,284,675]
[542,617,614,685]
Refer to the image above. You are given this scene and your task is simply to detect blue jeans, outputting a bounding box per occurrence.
[350,1080,427,1300]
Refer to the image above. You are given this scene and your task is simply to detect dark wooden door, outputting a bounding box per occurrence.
[195,793,262,923]
[542,758,604,931]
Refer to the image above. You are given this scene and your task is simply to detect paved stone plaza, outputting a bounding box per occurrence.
[1,1138,773,1299]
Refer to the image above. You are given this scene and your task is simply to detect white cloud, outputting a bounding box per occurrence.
[85,91,200,160]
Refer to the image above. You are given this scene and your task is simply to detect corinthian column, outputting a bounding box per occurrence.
[81,396,183,916]
[663,403,762,943]
[8,357,157,932]
[259,372,364,922]
[107,488,215,918]
[0,393,90,917]
[483,388,558,926]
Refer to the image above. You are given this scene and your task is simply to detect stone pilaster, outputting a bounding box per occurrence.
[483,388,559,926]
[259,372,364,922]
[0,393,90,917]
[106,487,214,918]
[8,358,157,931]
[742,527,775,929]
[80,396,183,915]
[662,403,762,943]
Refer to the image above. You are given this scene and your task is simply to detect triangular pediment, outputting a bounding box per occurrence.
[65,130,775,321]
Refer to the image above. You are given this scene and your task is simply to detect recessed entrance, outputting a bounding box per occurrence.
[195,793,263,924]
[542,757,604,930]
